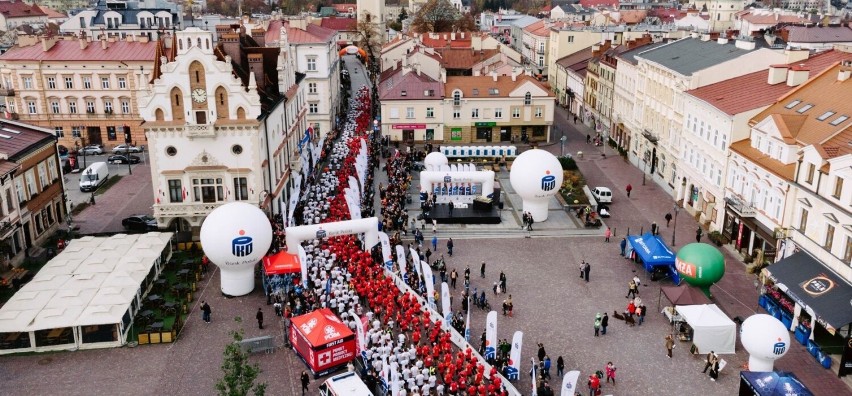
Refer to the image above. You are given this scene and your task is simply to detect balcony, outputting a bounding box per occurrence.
[724,195,756,218]
[0,88,15,96]
[0,220,17,240]
[185,124,215,138]
[154,202,223,218]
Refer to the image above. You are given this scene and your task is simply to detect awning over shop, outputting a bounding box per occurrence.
[763,251,852,334]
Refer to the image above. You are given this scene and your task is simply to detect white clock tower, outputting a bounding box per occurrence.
[357,0,386,43]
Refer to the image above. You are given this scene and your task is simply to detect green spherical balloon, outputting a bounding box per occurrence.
[676,243,725,289]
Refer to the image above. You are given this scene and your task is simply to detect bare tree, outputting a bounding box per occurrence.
[355,11,382,64]
[410,0,462,33]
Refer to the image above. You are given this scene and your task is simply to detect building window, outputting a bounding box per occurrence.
[51,101,60,114]
[69,101,77,114]
[83,76,92,89]
[843,236,852,264]
[64,77,73,89]
[47,157,56,181]
[833,177,843,199]
[524,92,531,105]
[14,178,24,203]
[534,107,543,118]
[47,77,56,89]
[512,107,520,118]
[799,208,808,232]
[307,57,317,71]
[72,126,82,138]
[104,100,113,114]
[192,178,224,203]
[471,108,479,118]
[825,224,835,251]
[168,179,183,203]
[406,107,415,119]
[106,126,117,141]
[453,91,461,106]
[25,170,36,197]
[22,76,32,89]
[86,101,95,113]
[54,127,64,137]
[233,177,248,201]
[308,82,317,94]
[27,101,36,114]
[452,109,460,119]
[118,77,126,89]
[426,107,434,118]
[805,163,815,184]
[309,103,318,114]
[568,36,574,43]
[37,163,48,189]
[495,108,502,118]
[121,100,130,114]
[101,77,110,89]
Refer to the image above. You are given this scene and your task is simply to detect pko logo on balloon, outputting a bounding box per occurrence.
[773,341,787,355]
[541,171,556,192]
[231,230,253,257]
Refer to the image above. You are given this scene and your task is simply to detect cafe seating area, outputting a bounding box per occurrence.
[135,254,203,345]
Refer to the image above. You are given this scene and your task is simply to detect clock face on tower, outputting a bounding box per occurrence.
[191,88,207,103]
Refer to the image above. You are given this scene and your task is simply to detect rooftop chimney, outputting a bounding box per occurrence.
[784,48,809,64]
[735,38,755,50]
[786,65,809,87]
[290,19,307,31]
[767,64,789,85]
[838,60,852,82]
[252,28,266,47]
[40,35,58,52]
[79,37,88,50]
[700,33,711,41]
[440,68,446,83]
[100,38,108,50]
[717,37,729,45]
[221,34,242,68]
[248,53,266,92]
[491,70,497,82]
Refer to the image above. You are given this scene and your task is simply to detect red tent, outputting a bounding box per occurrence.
[262,251,301,275]
[289,308,356,377]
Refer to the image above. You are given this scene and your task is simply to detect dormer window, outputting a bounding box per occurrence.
[784,99,801,109]
[817,111,835,121]
[489,88,499,95]
[453,90,461,106]
[524,92,531,105]
[796,104,813,113]
[829,115,849,126]
[401,90,407,97]
[472,88,479,95]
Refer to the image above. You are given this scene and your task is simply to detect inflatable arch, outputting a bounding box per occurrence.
[285,217,380,255]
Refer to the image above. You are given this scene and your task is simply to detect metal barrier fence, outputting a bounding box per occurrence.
[238,335,276,354]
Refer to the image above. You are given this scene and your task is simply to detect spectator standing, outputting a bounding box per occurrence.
[605,362,616,385]
[625,184,632,198]
[604,227,612,242]
[665,334,675,358]
[665,212,673,227]
[201,301,211,323]
[557,356,565,377]
[480,261,486,278]
[256,308,264,329]
[601,312,609,335]
[300,371,310,395]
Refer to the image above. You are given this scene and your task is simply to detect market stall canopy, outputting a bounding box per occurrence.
[661,284,711,306]
[675,304,736,354]
[262,251,301,275]
[763,251,852,335]
[739,371,813,396]
[626,232,680,284]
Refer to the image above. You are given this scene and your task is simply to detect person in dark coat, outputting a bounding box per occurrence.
[537,343,546,362]
[601,312,609,335]
[556,356,565,377]
[300,371,310,395]
[256,308,264,329]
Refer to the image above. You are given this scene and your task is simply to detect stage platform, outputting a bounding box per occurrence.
[428,204,501,224]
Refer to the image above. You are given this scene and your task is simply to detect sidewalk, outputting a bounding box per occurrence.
[548,106,850,394]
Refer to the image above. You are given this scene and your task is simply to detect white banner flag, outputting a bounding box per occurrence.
[378,232,393,270]
[421,261,435,309]
[561,371,581,396]
[464,294,471,342]
[350,310,366,353]
[531,357,538,396]
[298,245,308,287]
[395,245,407,274]
[391,369,400,396]
[507,331,523,381]
[441,282,452,325]
[485,311,497,360]
[410,248,423,281]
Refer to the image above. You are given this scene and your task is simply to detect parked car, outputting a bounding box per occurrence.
[591,186,613,204]
[112,144,143,153]
[107,154,141,164]
[80,144,104,155]
[121,215,158,231]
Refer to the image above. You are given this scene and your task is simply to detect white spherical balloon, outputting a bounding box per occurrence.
[741,314,790,371]
[509,149,563,222]
[424,152,449,170]
[200,202,272,296]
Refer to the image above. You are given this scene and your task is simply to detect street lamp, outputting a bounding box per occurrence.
[671,204,680,246]
[560,135,567,157]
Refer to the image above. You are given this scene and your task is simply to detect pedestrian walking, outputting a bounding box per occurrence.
[543,355,551,379]
[702,351,718,374]
[665,334,675,358]
[556,356,565,378]
[625,184,632,198]
[432,235,438,251]
[665,212,673,227]
[582,261,591,282]
[601,312,609,335]
[709,359,721,382]
[447,238,454,256]
[637,304,645,325]
[626,300,636,318]
[651,221,659,236]
[619,238,627,256]
[573,114,578,124]
[588,373,601,396]
[502,299,508,316]
[537,343,547,361]
[604,227,612,242]
[448,201,454,217]
[586,134,591,144]
[256,308,264,329]
[425,248,432,264]
[605,362,616,385]
[626,280,638,299]
[450,269,458,289]
[201,301,211,323]
[594,313,602,337]
[300,371,310,395]
[696,227,703,243]
[480,261,486,278]
[506,295,513,317]
[499,271,507,293]
[527,213,535,231]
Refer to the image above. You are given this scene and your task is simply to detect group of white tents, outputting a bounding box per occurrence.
[0,233,172,354]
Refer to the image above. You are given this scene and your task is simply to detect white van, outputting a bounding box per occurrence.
[592,186,613,203]
[319,372,372,396]
[79,162,109,192]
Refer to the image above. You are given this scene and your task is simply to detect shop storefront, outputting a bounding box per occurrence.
[760,251,852,375]
[390,124,439,142]
[722,196,777,264]
[443,123,549,144]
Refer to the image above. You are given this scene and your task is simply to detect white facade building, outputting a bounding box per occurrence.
[60,0,180,40]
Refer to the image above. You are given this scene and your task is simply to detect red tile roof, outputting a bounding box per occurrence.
[420,34,473,48]
[781,25,852,43]
[819,126,851,159]
[265,20,337,45]
[738,11,809,25]
[686,50,850,116]
[435,48,500,70]
[320,17,356,31]
[0,0,46,18]
[333,3,356,13]
[0,39,161,62]
[523,20,549,37]
[379,71,444,101]
[0,119,54,160]
[445,75,555,98]
[579,0,618,8]
[40,6,66,19]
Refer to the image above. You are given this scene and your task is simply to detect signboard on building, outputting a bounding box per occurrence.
[392,124,426,129]
[451,128,462,141]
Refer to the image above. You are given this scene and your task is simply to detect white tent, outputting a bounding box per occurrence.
[675,304,737,354]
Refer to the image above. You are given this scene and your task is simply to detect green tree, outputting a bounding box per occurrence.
[215,318,267,396]
[410,0,461,33]
[397,7,408,23]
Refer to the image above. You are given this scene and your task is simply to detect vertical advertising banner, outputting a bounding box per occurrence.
[485,311,498,360]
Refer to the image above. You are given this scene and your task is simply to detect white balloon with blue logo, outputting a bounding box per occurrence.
[509,149,563,222]
[740,314,791,372]
[200,202,273,296]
